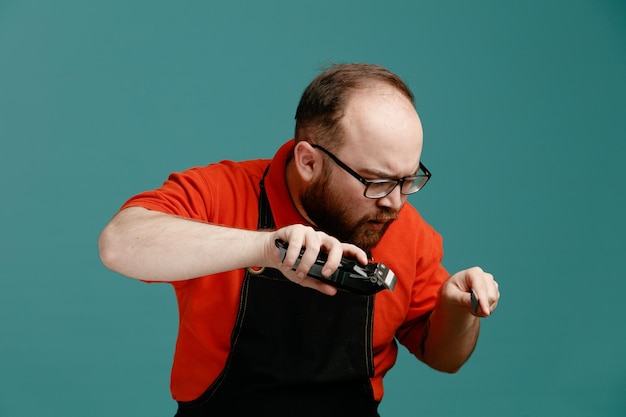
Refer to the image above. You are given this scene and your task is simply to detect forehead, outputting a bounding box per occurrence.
[338,85,423,175]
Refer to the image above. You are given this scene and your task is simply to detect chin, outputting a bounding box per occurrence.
[351,229,386,252]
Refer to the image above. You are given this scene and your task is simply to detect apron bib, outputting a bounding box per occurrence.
[175,170,378,416]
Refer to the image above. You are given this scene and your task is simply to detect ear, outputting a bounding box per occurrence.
[292,141,323,182]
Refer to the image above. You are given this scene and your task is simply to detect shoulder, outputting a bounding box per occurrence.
[394,203,441,241]
[373,203,443,264]
[121,158,271,221]
[183,158,271,187]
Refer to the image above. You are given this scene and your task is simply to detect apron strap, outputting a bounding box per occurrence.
[258,165,275,230]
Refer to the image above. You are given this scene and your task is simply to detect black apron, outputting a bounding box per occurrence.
[175,172,379,417]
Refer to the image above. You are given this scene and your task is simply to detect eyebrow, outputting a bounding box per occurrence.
[358,163,421,180]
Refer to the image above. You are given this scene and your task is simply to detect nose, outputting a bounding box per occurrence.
[376,184,405,211]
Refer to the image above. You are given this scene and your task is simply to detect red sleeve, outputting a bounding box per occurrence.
[394,212,450,356]
[120,159,269,224]
[122,167,214,221]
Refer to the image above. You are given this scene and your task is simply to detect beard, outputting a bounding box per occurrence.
[300,172,399,252]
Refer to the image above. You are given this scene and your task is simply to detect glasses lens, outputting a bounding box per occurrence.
[365,181,397,198]
[401,176,428,194]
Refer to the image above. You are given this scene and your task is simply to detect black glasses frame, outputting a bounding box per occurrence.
[311,144,431,199]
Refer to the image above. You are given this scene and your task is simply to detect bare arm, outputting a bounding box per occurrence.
[419,267,500,373]
[98,207,368,295]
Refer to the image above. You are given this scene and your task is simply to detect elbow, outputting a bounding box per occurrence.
[436,364,463,374]
[424,358,465,374]
[418,348,471,374]
[98,207,155,279]
[98,224,125,273]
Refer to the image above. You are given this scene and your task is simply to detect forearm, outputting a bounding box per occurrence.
[417,266,499,372]
[98,207,269,281]
[420,303,480,373]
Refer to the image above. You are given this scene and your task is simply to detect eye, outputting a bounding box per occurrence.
[364,180,397,198]
[401,176,429,194]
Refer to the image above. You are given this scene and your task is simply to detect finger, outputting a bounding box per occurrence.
[293,240,323,279]
[343,243,369,265]
[322,242,368,275]
[487,279,500,313]
[277,231,334,287]
[274,230,304,268]
[466,290,488,317]
[318,243,340,277]
[299,276,338,296]
[466,292,489,317]
[278,259,339,295]
[279,231,317,271]
[473,277,499,317]
[319,239,355,277]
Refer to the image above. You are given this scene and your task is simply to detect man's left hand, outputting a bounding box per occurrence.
[441,267,500,318]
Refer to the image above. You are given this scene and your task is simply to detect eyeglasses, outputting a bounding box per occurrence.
[311,144,431,199]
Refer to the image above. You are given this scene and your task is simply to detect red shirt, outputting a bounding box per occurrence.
[121,140,449,402]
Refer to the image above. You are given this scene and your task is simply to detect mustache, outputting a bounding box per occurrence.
[368,209,399,223]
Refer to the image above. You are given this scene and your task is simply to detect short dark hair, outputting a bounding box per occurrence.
[294,63,415,150]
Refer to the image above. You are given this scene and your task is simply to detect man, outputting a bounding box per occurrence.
[99,63,500,416]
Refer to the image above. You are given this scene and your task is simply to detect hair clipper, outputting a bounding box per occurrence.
[274,239,396,295]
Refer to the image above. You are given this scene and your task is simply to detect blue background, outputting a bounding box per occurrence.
[1,1,625,416]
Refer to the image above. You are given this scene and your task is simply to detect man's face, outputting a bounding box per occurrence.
[300,85,424,251]
[300,167,399,251]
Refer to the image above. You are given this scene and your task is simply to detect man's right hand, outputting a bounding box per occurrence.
[265,225,368,296]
